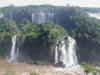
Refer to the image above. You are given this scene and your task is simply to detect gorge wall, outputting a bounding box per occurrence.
[0,5,100,66]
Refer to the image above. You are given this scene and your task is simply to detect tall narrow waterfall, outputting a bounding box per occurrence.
[60,41,68,67]
[55,36,78,68]
[55,45,58,64]
[9,35,19,62]
[65,36,78,67]
[32,13,34,23]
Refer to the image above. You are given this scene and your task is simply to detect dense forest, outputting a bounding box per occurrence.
[0,5,100,65]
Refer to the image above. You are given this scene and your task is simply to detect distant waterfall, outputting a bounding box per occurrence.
[9,35,19,62]
[31,11,54,24]
[0,13,3,19]
[48,13,54,22]
[55,36,78,68]
[38,12,46,24]
[31,11,46,24]
[32,13,34,23]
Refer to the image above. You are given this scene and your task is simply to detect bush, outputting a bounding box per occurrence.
[82,62,100,75]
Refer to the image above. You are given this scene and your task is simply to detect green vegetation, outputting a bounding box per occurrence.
[19,22,66,62]
[3,69,16,75]
[0,6,66,60]
[58,7,100,44]
[82,62,100,75]
[3,70,39,75]
[30,72,39,75]
[0,5,100,63]
[57,6,100,62]
[0,17,18,34]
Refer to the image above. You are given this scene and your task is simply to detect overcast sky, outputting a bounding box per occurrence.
[0,0,100,7]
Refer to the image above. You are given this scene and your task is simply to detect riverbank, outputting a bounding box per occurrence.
[0,59,83,75]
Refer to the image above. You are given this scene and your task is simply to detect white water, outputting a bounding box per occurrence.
[60,41,68,66]
[88,13,100,19]
[31,11,46,24]
[38,12,46,24]
[55,45,58,64]
[32,13,34,23]
[48,13,54,22]
[54,36,80,74]
[55,36,78,68]
[0,13,3,18]
[65,36,78,67]
[9,35,19,62]
[31,12,55,24]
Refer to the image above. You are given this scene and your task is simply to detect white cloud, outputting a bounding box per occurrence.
[0,0,100,7]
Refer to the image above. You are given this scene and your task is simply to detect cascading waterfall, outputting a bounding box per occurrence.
[31,11,55,24]
[55,45,58,64]
[31,11,46,24]
[0,13,3,18]
[65,36,78,67]
[38,12,46,24]
[10,35,16,61]
[60,41,68,67]
[55,36,78,68]
[32,13,34,23]
[9,35,19,62]
[48,13,54,22]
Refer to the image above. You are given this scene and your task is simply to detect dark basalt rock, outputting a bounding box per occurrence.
[55,61,65,68]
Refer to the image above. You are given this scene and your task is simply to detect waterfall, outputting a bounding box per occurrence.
[55,36,78,68]
[65,36,78,67]
[31,11,46,24]
[60,41,68,67]
[55,45,58,64]
[48,13,54,22]
[32,13,34,23]
[9,35,19,62]
[38,12,46,24]
[0,13,3,19]
[31,11,55,24]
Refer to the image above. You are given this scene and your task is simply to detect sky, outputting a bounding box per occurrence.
[0,0,100,7]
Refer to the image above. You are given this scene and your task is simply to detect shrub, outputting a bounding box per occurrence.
[82,62,100,75]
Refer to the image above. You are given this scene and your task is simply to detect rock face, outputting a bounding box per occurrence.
[0,35,12,58]
[0,5,100,66]
[79,42,100,65]
[18,35,55,64]
[55,62,65,68]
